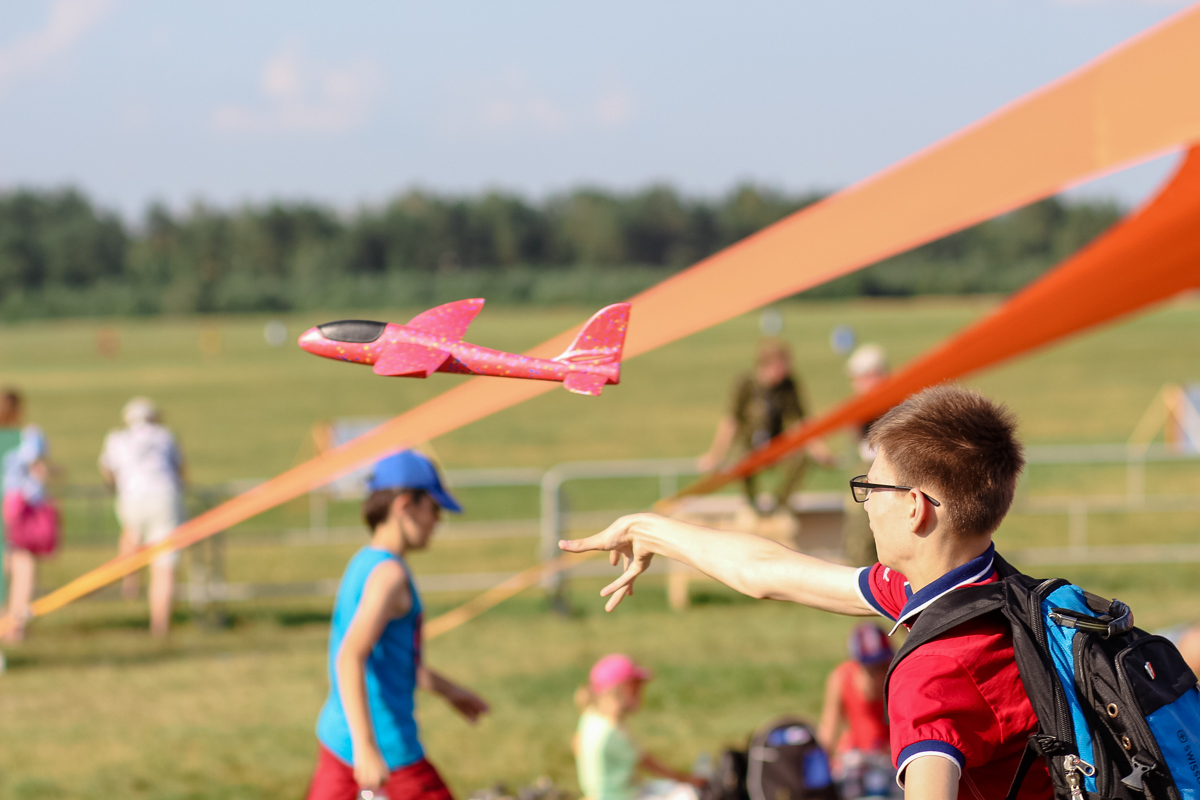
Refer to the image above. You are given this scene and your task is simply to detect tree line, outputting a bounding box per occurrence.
[0,185,1121,318]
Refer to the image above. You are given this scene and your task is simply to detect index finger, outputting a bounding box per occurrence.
[559,517,630,553]
[558,533,611,553]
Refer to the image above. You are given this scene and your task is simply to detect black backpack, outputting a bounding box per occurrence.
[885,554,1200,800]
[746,717,839,800]
[704,748,750,800]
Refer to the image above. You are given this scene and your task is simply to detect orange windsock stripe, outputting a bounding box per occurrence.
[9,5,1200,630]
[681,145,1200,498]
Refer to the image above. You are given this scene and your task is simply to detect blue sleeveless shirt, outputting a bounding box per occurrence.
[316,547,425,768]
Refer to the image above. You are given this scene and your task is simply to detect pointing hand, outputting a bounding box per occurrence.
[560,513,662,612]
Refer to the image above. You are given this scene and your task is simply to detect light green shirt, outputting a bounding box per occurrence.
[576,710,639,800]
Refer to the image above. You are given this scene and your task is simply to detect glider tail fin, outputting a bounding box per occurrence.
[555,303,631,368]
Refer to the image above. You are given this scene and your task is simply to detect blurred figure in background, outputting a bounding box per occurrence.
[99,397,186,638]
[842,344,890,566]
[1,389,61,642]
[1179,626,1200,675]
[0,392,24,602]
[574,654,705,800]
[817,623,894,799]
[700,339,833,516]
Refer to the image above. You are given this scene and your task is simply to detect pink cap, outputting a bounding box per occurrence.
[589,654,652,694]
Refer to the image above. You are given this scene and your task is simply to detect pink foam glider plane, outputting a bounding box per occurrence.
[298,299,631,396]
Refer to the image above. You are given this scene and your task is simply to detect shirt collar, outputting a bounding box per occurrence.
[889,543,996,634]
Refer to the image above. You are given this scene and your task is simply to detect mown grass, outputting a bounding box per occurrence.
[5,561,1200,800]
[0,296,1198,798]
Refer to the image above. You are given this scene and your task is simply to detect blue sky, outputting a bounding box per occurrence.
[0,0,1191,220]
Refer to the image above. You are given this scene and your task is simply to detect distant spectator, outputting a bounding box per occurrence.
[0,391,24,601]
[574,654,705,800]
[842,345,890,566]
[1179,626,1200,675]
[1,390,60,642]
[99,397,186,638]
[700,339,833,515]
[817,623,893,782]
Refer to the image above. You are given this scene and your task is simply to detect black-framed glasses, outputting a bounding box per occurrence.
[850,475,941,507]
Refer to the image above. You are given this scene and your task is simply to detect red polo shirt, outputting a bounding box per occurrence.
[855,544,1053,800]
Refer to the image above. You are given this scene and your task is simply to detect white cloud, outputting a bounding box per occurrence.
[447,69,635,137]
[0,0,116,97]
[1053,0,1190,5]
[594,86,634,128]
[212,44,383,135]
[473,71,570,134]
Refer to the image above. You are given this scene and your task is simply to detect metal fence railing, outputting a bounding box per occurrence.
[46,444,1200,611]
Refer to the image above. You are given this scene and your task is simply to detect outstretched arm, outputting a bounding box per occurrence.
[417,666,490,723]
[560,513,873,615]
[816,667,845,752]
[699,415,739,471]
[640,753,706,787]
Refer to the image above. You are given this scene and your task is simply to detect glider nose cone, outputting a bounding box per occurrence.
[298,327,327,355]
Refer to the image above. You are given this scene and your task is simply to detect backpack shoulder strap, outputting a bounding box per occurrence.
[882,554,1047,708]
[883,581,1007,709]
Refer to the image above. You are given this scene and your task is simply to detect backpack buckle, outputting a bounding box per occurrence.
[1121,756,1156,790]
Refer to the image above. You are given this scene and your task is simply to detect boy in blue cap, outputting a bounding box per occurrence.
[307,450,490,800]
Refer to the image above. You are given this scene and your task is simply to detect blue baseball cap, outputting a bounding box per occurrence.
[848,622,893,666]
[367,450,463,513]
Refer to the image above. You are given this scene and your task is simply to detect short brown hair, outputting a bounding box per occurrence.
[362,488,428,531]
[868,385,1024,536]
[756,338,790,365]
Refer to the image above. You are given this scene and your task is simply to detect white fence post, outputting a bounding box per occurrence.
[540,467,567,608]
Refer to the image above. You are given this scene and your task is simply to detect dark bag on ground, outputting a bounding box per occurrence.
[887,554,1200,800]
[703,748,750,800]
[746,717,838,800]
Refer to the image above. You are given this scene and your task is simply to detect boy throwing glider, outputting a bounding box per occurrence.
[309,450,489,800]
[563,386,1049,800]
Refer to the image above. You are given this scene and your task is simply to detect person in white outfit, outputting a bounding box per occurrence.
[99,397,186,637]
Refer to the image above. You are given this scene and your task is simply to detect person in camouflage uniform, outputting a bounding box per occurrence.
[700,339,817,515]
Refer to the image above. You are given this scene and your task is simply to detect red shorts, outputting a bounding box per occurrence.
[306,745,453,800]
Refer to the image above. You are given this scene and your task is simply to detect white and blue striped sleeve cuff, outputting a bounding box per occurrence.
[896,741,965,788]
[855,566,894,620]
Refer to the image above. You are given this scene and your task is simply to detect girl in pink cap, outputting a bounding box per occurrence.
[573,654,705,800]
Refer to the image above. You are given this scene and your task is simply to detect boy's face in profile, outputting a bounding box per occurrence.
[864,450,922,570]
[398,493,442,551]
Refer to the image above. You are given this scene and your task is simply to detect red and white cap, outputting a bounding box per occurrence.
[589,654,653,694]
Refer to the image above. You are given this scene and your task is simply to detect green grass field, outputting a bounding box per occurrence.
[1,296,1199,799]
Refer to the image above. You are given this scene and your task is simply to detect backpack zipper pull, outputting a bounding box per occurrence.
[1065,770,1083,800]
[1121,756,1155,791]
[1062,754,1095,800]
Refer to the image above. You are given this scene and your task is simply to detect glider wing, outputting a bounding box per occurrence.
[406,298,485,341]
[563,372,607,396]
[373,343,450,377]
